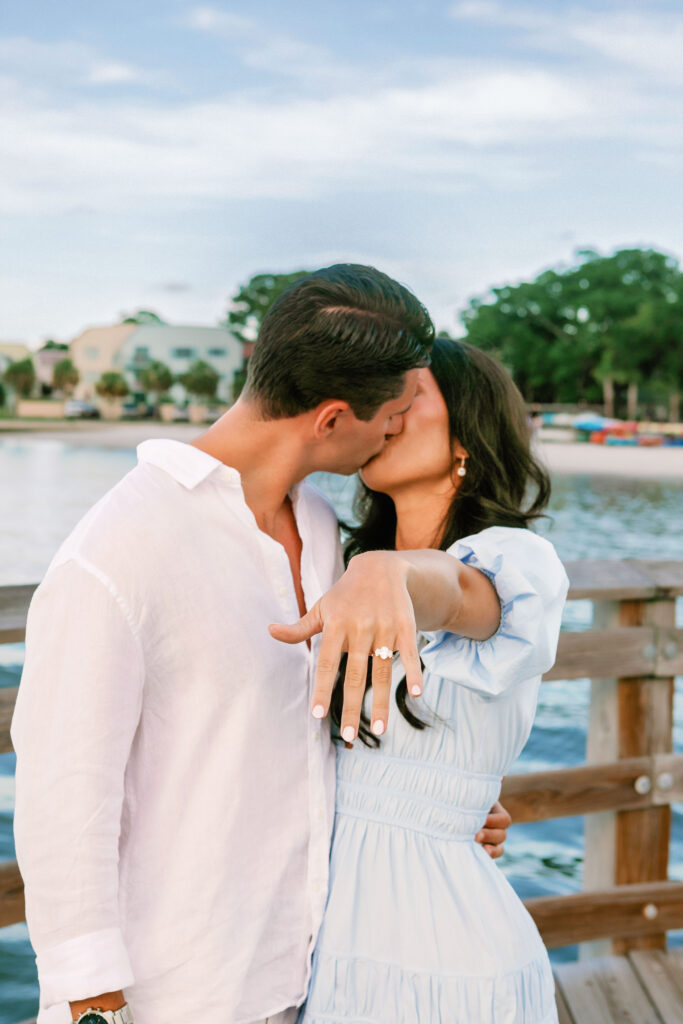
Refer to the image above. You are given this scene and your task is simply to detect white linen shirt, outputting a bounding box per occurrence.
[11,439,341,1024]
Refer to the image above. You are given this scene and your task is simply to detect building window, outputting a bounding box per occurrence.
[85,347,99,359]
[172,347,196,359]
[207,347,227,357]
[131,346,150,367]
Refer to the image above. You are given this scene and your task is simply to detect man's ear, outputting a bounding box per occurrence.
[312,400,353,440]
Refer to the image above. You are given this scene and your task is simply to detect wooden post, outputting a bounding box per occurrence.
[583,592,676,957]
[613,596,675,953]
[582,599,620,959]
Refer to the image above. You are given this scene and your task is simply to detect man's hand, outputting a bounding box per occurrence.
[475,801,511,860]
[269,551,422,742]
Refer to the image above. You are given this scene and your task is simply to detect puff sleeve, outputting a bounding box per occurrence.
[419,526,569,697]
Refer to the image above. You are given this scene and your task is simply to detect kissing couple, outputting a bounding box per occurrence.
[13,264,568,1024]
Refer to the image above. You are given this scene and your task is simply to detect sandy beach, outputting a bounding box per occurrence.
[1,419,682,480]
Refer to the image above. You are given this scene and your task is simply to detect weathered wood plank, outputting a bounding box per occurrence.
[0,584,35,644]
[582,599,621,960]
[546,627,655,681]
[629,949,683,1024]
[554,979,575,1024]
[547,626,683,681]
[501,753,683,823]
[525,881,683,948]
[0,859,25,929]
[555,955,663,1024]
[564,559,683,600]
[0,686,18,755]
[614,598,674,953]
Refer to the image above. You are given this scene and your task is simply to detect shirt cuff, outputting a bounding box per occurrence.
[37,926,134,1010]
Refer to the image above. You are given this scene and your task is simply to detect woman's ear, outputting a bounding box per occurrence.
[452,439,469,461]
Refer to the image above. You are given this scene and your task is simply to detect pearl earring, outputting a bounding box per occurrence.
[456,457,467,478]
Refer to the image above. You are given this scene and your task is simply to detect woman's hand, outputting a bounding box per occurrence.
[269,551,423,741]
[475,800,512,860]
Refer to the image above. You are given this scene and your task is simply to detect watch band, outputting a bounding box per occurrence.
[74,1004,133,1024]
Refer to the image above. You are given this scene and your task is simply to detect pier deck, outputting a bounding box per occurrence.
[555,949,683,1023]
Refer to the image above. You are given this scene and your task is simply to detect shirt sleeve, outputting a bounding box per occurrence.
[419,527,569,697]
[11,557,144,1013]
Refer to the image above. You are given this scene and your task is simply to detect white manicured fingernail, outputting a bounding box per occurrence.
[371,720,385,736]
[312,704,325,719]
[342,726,355,743]
[411,685,422,696]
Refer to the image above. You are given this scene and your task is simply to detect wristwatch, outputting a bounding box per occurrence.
[73,1006,133,1024]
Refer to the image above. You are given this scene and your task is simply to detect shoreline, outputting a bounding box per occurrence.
[2,420,683,481]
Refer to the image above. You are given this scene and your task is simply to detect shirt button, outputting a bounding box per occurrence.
[312,730,320,743]
[314,808,324,822]
[278,585,288,598]
[312,881,322,894]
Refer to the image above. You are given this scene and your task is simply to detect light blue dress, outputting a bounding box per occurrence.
[299,526,569,1024]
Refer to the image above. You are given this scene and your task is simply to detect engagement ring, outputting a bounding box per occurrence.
[373,646,393,660]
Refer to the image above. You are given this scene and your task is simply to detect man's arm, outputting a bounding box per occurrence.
[70,991,127,1019]
[12,559,143,1015]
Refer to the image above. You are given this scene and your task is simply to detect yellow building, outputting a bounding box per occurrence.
[70,324,138,400]
[0,342,32,376]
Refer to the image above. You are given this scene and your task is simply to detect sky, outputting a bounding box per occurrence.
[1,0,682,346]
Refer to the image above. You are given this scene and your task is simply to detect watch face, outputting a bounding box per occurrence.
[78,1015,107,1024]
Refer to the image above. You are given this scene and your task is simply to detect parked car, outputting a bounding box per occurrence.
[121,398,154,420]
[64,400,100,420]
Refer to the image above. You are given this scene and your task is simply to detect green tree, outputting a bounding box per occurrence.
[179,359,219,402]
[461,247,683,414]
[224,271,310,347]
[41,339,69,351]
[53,358,80,395]
[95,371,129,399]
[122,309,167,326]
[3,357,36,398]
[139,359,174,403]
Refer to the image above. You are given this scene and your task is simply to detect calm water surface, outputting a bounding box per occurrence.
[1,438,682,1023]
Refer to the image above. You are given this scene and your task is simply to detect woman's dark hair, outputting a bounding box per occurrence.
[244,264,434,420]
[330,337,552,746]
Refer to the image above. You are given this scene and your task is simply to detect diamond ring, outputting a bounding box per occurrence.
[373,646,393,660]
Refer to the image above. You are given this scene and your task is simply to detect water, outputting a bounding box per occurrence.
[1,438,682,1022]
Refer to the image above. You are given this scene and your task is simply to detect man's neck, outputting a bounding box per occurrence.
[190,400,311,535]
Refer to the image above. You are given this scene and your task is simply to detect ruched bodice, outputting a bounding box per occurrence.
[299,528,569,1024]
[336,745,501,842]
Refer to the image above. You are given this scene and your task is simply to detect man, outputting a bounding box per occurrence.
[12,264,509,1024]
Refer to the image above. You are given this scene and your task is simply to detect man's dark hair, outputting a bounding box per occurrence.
[243,264,434,420]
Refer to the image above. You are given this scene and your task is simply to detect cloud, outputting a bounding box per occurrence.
[87,62,152,86]
[156,282,193,293]
[184,6,255,35]
[182,5,343,87]
[449,3,683,84]
[0,35,166,94]
[0,63,601,215]
[0,7,681,218]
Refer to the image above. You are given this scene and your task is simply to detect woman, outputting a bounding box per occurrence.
[273,338,569,1024]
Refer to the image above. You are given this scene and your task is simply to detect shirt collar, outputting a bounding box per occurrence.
[137,439,241,490]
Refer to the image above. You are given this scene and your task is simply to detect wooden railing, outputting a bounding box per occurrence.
[1,562,683,955]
